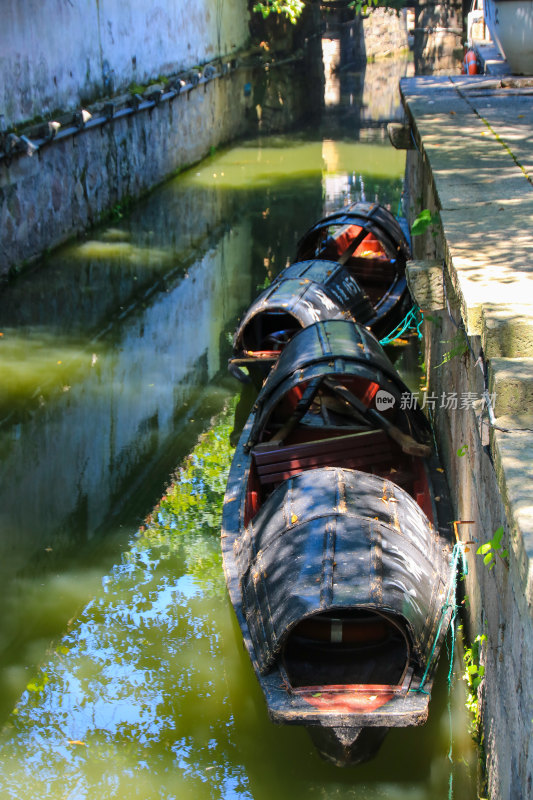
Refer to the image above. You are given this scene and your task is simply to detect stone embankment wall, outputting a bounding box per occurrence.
[1,0,250,129]
[361,57,414,125]
[0,0,253,280]
[323,9,413,125]
[0,1,323,280]
[402,78,533,799]
[0,70,257,279]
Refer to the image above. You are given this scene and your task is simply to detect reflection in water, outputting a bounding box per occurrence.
[0,63,476,798]
[0,222,251,693]
[0,406,475,800]
[321,138,405,211]
[322,35,414,133]
[0,127,405,715]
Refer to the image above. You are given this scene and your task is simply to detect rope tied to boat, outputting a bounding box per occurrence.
[412,539,468,694]
[379,306,423,347]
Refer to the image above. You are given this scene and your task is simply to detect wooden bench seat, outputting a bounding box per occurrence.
[252,429,411,488]
[347,257,396,284]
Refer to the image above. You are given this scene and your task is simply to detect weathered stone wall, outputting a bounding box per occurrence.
[0,70,256,278]
[404,143,533,800]
[363,8,410,60]
[0,0,250,129]
[334,9,409,70]
[0,52,321,280]
[414,0,463,74]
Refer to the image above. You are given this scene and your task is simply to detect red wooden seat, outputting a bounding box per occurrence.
[252,429,410,487]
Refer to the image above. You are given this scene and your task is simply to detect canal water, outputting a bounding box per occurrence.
[0,55,477,799]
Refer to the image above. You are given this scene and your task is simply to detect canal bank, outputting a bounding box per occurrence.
[400,75,533,800]
[0,55,324,281]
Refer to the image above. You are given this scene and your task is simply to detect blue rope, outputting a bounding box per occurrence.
[413,541,468,693]
[444,543,468,800]
[379,306,424,346]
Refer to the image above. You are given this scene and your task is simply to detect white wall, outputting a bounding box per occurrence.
[0,0,250,128]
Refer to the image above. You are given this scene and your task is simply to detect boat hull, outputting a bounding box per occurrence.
[307,724,388,767]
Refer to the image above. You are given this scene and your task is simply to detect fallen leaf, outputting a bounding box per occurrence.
[291,514,298,524]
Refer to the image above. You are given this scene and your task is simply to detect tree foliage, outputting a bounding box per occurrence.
[253,0,306,24]
[252,0,405,24]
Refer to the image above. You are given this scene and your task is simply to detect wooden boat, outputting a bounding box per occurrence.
[295,201,411,340]
[229,202,412,387]
[222,319,453,765]
[229,259,374,386]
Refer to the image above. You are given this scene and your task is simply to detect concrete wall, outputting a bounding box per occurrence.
[0,0,250,129]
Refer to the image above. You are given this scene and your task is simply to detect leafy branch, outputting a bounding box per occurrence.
[477,526,509,570]
[252,0,404,23]
[434,329,468,367]
[253,0,305,23]
[462,632,486,741]
[349,0,380,14]
[411,208,440,237]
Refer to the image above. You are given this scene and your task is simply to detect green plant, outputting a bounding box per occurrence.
[462,632,486,740]
[435,329,468,367]
[477,526,509,570]
[422,313,443,329]
[129,82,148,95]
[411,208,440,237]
[349,0,386,13]
[111,202,125,220]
